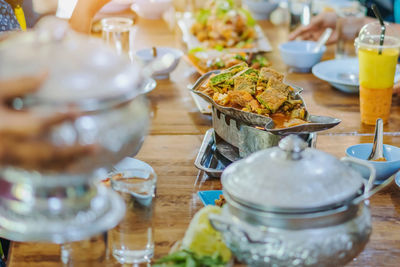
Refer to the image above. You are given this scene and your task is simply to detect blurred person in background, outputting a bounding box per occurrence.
[289,0,400,93]
[0,0,111,33]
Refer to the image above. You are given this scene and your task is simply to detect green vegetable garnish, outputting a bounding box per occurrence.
[252,55,270,67]
[214,45,225,51]
[188,47,206,55]
[195,9,211,25]
[214,59,225,68]
[239,8,256,27]
[233,54,246,61]
[153,250,227,267]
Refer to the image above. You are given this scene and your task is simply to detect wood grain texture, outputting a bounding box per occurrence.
[7,13,400,267]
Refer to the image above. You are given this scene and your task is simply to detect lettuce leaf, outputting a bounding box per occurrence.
[239,8,256,27]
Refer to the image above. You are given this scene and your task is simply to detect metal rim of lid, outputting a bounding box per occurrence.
[221,135,366,214]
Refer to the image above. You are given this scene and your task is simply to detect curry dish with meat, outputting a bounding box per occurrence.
[198,63,309,128]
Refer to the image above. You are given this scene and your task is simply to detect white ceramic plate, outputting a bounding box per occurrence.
[312,58,400,93]
[178,16,272,53]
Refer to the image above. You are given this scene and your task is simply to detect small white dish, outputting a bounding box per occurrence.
[135,47,183,80]
[131,0,172,20]
[312,58,400,93]
[243,0,279,20]
[279,41,326,73]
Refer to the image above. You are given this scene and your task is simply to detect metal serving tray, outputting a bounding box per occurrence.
[194,129,317,178]
[194,129,231,178]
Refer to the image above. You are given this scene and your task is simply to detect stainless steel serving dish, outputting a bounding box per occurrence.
[209,135,394,267]
[211,106,316,159]
[191,70,339,159]
[191,70,341,130]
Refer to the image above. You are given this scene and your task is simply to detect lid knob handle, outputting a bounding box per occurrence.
[279,135,307,160]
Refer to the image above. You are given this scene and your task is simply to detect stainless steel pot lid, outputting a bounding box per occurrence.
[0,17,141,111]
[221,135,366,213]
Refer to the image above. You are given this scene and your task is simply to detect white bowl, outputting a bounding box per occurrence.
[279,41,326,73]
[244,0,279,20]
[135,47,183,80]
[131,0,172,20]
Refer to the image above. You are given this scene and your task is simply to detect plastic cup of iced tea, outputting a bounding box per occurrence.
[355,22,400,125]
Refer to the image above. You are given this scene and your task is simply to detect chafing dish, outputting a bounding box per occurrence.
[191,70,338,159]
[209,135,394,267]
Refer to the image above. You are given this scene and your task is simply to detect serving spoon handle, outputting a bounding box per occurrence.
[313,28,333,53]
[368,118,384,160]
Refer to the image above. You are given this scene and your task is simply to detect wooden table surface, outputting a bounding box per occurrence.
[7,14,400,267]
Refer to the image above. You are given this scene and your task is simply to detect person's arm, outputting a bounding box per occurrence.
[69,0,111,34]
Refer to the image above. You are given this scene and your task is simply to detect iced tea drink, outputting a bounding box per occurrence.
[358,47,399,125]
[355,22,400,125]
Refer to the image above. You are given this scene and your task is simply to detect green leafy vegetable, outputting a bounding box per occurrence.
[233,54,247,61]
[239,8,256,27]
[215,0,235,18]
[214,59,226,68]
[252,55,270,67]
[153,250,227,267]
[214,45,225,51]
[235,38,254,48]
[196,9,211,25]
[189,47,206,55]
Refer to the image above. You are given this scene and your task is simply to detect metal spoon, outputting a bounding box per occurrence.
[337,72,359,84]
[367,118,385,160]
[313,28,333,53]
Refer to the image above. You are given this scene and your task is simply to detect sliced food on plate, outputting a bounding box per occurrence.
[196,63,308,129]
[186,48,271,74]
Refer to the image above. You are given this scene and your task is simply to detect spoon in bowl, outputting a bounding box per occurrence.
[313,28,333,53]
[367,118,385,161]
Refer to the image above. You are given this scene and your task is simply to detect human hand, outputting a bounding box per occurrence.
[0,73,96,171]
[288,11,338,45]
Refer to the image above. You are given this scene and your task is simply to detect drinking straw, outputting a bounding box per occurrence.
[371,4,386,55]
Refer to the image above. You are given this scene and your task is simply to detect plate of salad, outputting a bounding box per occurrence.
[178,0,272,53]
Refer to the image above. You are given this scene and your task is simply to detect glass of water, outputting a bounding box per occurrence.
[109,168,157,266]
[289,0,313,31]
[61,233,107,267]
[101,17,134,56]
[335,3,366,59]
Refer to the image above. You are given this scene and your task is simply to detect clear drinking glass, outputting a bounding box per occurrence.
[335,3,366,59]
[109,168,157,266]
[61,233,107,267]
[101,17,134,56]
[289,0,312,31]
